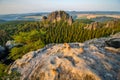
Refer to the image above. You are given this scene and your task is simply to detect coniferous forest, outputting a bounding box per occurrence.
[0,20,120,60]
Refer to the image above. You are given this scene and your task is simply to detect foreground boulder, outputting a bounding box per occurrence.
[9,35,120,80]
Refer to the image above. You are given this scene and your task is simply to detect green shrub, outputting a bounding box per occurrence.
[0,63,7,77]
[9,30,45,60]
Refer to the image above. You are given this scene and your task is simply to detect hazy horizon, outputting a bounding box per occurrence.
[0,0,120,14]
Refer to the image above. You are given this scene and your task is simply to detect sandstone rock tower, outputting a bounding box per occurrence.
[42,11,73,25]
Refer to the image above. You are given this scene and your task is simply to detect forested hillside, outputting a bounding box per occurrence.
[0,20,120,60]
[0,20,120,45]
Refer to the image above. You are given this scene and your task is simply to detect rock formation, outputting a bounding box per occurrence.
[84,20,120,30]
[105,21,118,28]
[42,16,47,21]
[105,38,120,48]
[42,11,73,25]
[68,16,73,25]
[111,32,120,38]
[9,33,120,80]
[6,40,23,49]
[85,22,102,30]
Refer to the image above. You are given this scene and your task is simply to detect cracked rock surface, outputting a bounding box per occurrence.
[9,34,120,80]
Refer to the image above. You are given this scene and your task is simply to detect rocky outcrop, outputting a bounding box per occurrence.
[6,41,16,49]
[85,20,120,30]
[6,40,23,49]
[9,33,120,80]
[42,16,47,21]
[42,11,73,25]
[68,16,73,25]
[105,38,120,48]
[85,22,102,30]
[111,32,120,38]
[105,21,118,28]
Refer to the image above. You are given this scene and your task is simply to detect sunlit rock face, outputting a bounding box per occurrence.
[9,33,120,80]
[85,22,102,30]
[105,21,118,28]
[42,11,73,25]
[111,32,120,38]
[85,20,120,30]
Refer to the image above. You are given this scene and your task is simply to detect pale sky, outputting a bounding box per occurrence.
[0,0,120,14]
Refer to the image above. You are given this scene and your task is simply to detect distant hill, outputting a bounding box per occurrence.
[0,11,120,21]
[0,13,48,21]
